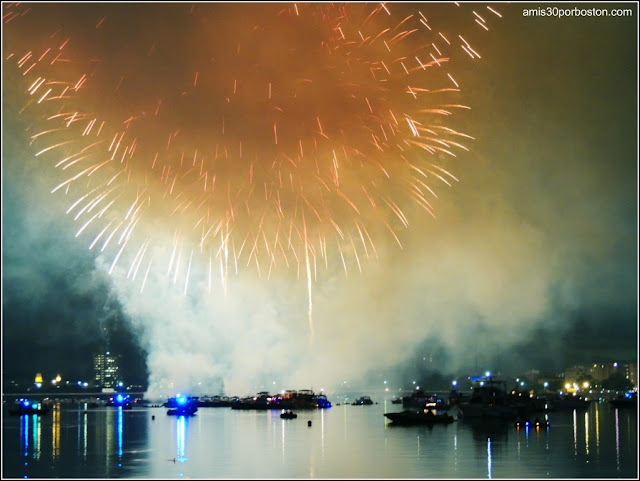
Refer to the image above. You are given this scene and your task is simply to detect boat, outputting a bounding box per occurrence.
[197,395,234,408]
[401,389,430,409]
[231,390,331,410]
[456,376,521,420]
[278,389,332,409]
[280,410,297,419]
[231,392,278,410]
[402,390,449,410]
[107,394,133,410]
[384,409,455,425]
[352,396,374,405]
[545,394,590,411]
[390,397,402,404]
[167,405,198,416]
[8,399,51,416]
[165,395,198,416]
[609,391,637,408]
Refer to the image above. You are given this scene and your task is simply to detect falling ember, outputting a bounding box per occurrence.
[5,3,498,331]
[303,213,314,341]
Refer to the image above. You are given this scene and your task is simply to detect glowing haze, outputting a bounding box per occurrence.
[3,3,635,397]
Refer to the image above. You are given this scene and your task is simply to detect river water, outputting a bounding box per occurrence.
[2,399,637,478]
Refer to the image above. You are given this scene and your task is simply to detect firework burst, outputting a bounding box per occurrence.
[4,3,500,335]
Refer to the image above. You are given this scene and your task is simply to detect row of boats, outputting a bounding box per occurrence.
[7,381,636,423]
[382,378,638,426]
[162,389,332,416]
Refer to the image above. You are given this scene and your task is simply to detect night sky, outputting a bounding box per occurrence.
[2,3,637,397]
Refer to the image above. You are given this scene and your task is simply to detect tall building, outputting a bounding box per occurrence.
[94,352,120,388]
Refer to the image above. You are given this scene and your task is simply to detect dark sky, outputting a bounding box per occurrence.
[2,3,637,396]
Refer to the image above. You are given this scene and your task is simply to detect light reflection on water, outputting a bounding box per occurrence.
[3,400,637,478]
[487,437,492,479]
[52,403,60,460]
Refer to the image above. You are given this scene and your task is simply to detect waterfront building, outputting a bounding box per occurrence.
[590,363,615,383]
[564,365,589,384]
[93,352,120,388]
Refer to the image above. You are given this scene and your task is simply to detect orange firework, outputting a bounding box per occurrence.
[4,3,500,334]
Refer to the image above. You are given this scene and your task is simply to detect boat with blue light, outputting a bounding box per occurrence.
[107,394,133,410]
[165,395,198,416]
[8,399,51,416]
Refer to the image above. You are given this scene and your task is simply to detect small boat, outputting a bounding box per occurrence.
[280,410,297,419]
[165,395,198,416]
[8,399,51,416]
[352,396,374,405]
[384,409,455,425]
[107,394,133,410]
[167,405,198,416]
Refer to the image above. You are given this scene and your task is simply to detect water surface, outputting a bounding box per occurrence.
[2,400,637,478]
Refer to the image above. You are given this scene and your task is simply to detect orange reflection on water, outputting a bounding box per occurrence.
[52,404,61,460]
[595,403,600,456]
[585,412,589,455]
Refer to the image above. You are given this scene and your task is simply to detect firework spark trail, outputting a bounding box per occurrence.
[4,3,500,335]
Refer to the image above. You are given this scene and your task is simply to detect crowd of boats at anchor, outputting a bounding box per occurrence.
[384,377,637,426]
[160,389,333,417]
[364,376,634,426]
[7,377,637,427]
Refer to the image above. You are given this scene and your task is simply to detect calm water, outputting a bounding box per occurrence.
[2,400,637,478]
